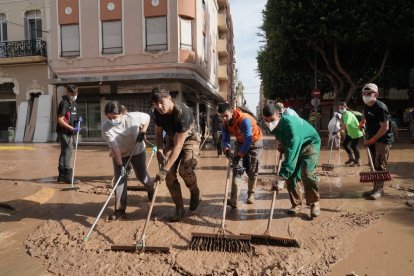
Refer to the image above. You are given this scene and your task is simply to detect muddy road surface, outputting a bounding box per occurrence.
[0,138,413,275]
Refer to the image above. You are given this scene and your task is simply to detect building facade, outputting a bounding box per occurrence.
[49,0,235,141]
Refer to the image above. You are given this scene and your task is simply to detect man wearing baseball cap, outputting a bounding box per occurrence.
[359,83,394,200]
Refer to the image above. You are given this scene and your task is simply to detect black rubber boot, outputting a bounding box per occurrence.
[345,154,355,165]
[189,186,200,211]
[63,168,80,184]
[167,180,185,222]
[367,182,384,200]
[57,167,65,183]
[108,210,125,221]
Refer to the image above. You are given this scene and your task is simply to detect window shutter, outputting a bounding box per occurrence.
[146,16,167,51]
[102,20,122,54]
[61,25,80,56]
[36,19,42,39]
[180,18,192,50]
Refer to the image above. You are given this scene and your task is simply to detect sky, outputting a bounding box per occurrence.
[228,0,267,114]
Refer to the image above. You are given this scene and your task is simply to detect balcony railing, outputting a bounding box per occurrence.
[0,39,47,58]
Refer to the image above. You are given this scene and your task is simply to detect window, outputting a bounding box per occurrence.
[102,20,122,54]
[180,17,192,50]
[61,25,80,57]
[0,14,7,42]
[25,10,42,40]
[145,16,167,52]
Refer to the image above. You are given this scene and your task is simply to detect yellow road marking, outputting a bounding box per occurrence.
[0,146,35,150]
[23,187,55,205]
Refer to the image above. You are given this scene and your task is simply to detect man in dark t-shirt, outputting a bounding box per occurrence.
[151,87,201,222]
[359,83,394,200]
[56,84,81,184]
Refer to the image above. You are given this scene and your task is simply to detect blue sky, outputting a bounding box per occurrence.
[228,0,267,114]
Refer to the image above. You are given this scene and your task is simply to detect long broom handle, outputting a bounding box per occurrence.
[221,160,232,230]
[327,117,339,164]
[265,149,283,232]
[83,141,140,242]
[138,175,160,245]
[362,129,376,172]
[71,120,81,187]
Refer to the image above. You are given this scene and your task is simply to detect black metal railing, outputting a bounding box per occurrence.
[0,39,47,58]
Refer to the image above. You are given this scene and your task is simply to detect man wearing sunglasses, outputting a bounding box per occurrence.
[359,83,394,200]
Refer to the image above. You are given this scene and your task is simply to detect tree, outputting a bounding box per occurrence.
[257,0,414,102]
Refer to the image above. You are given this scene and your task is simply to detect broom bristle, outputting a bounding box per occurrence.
[360,171,392,182]
[189,235,252,253]
[250,235,300,248]
[322,164,335,171]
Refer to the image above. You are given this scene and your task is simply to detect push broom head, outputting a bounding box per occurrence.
[110,244,170,254]
[322,163,335,171]
[62,186,80,191]
[189,232,252,253]
[243,233,300,248]
[360,170,392,182]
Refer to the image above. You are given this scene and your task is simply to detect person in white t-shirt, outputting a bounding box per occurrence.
[327,112,341,149]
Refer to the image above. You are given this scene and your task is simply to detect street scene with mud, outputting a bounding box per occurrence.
[1,135,413,276]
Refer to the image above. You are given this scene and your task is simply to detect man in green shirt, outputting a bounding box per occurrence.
[333,102,363,166]
[262,104,321,218]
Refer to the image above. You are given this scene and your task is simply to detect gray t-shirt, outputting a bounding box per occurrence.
[102,112,150,157]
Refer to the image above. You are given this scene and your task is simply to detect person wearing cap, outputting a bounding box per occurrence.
[334,102,364,166]
[102,101,155,220]
[56,85,81,184]
[359,83,394,200]
[327,112,342,150]
[151,87,201,221]
[218,102,263,207]
[262,104,321,218]
[275,102,300,117]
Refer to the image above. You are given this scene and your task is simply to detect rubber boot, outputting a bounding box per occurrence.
[367,182,384,200]
[247,179,256,204]
[362,183,377,197]
[189,185,200,211]
[310,202,321,218]
[63,168,79,184]
[57,167,65,183]
[227,177,242,208]
[345,153,355,165]
[167,180,185,222]
[350,158,361,167]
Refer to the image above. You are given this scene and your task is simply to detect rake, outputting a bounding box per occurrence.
[322,118,338,171]
[241,151,300,248]
[360,132,392,182]
[111,171,170,253]
[188,160,252,253]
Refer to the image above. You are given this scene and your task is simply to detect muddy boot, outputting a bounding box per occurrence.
[227,177,242,208]
[310,202,321,218]
[63,168,80,184]
[189,186,200,211]
[57,167,65,183]
[367,182,384,200]
[167,180,185,222]
[345,153,355,165]
[246,179,256,204]
[362,183,377,197]
[350,158,361,167]
[287,205,301,215]
[108,210,125,221]
[145,179,155,201]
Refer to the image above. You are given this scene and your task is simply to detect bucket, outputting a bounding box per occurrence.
[8,127,15,143]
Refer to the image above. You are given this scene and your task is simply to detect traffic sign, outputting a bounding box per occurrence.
[311,88,321,98]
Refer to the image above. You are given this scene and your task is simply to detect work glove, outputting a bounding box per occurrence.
[157,150,166,166]
[136,131,146,143]
[157,167,169,181]
[232,155,241,166]
[78,116,83,123]
[224,149,233,160]
[364,137,377,146]
[272,176,285,192]
[358,119,366,130]
[118,164,127,177]
[73,126,81,133]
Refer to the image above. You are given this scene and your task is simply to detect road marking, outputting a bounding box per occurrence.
[2,187,55,211]
[0,146,35,151]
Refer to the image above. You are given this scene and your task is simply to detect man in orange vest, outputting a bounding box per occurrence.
[218,103,263,208]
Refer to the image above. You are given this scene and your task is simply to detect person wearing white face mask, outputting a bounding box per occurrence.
[262,104,322,218]
[359,83,394,200]
[56,84,82,184]
[102,101,155,220]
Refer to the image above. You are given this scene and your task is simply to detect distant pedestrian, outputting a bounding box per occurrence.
[275,102,300,117]
[102,101,155,220]
[359,83,394,200]
[199,111,207,140]
[335,102,363,166]
[327,112,341,150]
[56,85,81,184]
[210,112,223,157]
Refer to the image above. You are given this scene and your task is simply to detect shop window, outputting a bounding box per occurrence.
[145,16,167,52]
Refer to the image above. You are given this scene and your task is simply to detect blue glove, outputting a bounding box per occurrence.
[78,116,83,123]
[73,126,81,133]
[136,131,146,143]
[118,165,126,177]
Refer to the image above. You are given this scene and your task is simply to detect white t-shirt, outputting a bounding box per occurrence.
[102,112,150,157]
[328,113,341,134]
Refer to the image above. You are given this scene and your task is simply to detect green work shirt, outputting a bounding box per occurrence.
[271,116,321,180]
[342,110,363,139]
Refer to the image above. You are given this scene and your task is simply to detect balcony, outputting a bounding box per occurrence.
[0,39,47,65]
[218,65,228,80]
[218,13,227,32]
[218,39,227,56]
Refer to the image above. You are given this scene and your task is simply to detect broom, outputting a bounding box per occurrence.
[111,172,170,253]
[241,151,300,247]
[360,130,392,182]
[188,160,252,253]
[322,117,339,171]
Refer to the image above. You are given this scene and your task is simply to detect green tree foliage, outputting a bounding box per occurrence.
[257,0,414,102]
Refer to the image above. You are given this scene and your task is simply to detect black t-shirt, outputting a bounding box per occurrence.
[363,100,394,144]
[153,102,199,140]
[56,95,78,135]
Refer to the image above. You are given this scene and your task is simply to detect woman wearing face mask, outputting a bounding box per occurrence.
[359,83,394,200]
[102,101,155,220]
[56,84,82,184]
[262,104,322,218]
[334,102,364,166]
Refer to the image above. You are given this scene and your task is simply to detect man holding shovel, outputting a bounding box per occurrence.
[359,83,394,200]
[151,87,201,222]
[262,104,321,218]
